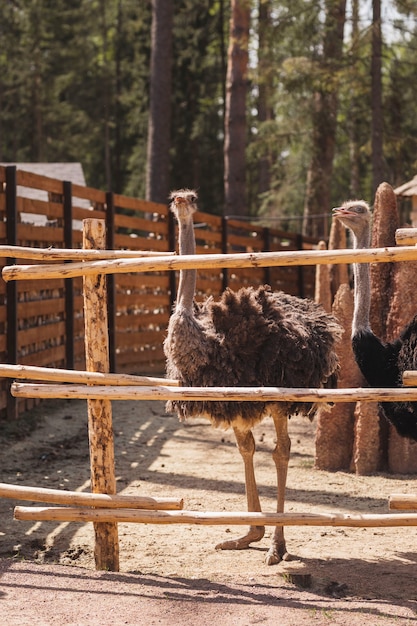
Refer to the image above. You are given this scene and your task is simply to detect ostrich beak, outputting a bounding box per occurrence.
[332,206,355,217]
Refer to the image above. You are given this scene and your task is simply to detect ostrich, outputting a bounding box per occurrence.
[333,200,417,440]
[164,189,342,564]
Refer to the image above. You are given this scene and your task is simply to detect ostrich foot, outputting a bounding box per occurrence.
[265,535,293,565]
[215,525,265,551]
[265,545,293,566]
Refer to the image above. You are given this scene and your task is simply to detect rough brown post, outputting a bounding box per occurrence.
[83,218,119,571]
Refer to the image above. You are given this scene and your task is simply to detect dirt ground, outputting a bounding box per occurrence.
[1,398,417,625]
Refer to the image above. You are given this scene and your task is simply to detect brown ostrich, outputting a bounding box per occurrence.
[333,200,417,441]
[164,189,342,565]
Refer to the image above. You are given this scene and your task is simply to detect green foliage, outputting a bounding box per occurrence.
[0,1,417,226]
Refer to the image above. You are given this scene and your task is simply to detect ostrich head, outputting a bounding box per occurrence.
[333,200,372,334]
[332,200,371,239]
[169,189,198,223]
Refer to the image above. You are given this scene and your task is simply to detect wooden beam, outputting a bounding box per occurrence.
[395,228,417,246]
[402,370,417,386]
[0,245,174,260]
[11,382,417,403]
[4,245,417,282]
[388,494,417,511]
[0,482,183,510]
[0,363,178,386]
[13,506,417,528]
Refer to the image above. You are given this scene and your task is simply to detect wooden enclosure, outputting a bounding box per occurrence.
[0,165,318,421]
[2,221,417,571]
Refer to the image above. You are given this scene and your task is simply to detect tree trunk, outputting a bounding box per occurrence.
[349,0,360,198]
[371,0,385,195]
[146,0,173,204]
[257,0,274,200]
[100,0,112,191]
[303,0,346,239]
[224,0,250,217]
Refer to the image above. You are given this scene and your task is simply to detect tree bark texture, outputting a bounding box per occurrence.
[146,0,173,204]
[224,0,250,216]
[371,0,385,195]
[83,218,119,572]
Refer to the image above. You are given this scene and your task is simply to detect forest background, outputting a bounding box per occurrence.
[1,0,417,239]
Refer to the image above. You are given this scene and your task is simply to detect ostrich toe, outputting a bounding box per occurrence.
[265,544,293,565]
[215,525,265,551]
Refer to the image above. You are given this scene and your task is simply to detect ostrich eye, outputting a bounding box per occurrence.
[189,195,196,203]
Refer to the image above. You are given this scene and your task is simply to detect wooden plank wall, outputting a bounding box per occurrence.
[0,165,319,420]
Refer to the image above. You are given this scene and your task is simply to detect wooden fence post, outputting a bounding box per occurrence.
[221,216,229,291]
[167,208,177,309]
[296,233,305,298]
[6,166,18,421]
[105,191,116,373]
[83,218,119,571]
[63,181,74,370]
[263,226,271,286]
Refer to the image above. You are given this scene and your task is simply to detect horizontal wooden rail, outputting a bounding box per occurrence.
[0,483,183,510]
[0,244,174,260]
[395,228,417,246]
[0,364,178,387]
[11,382,417,402]
[13,506,417,527]
[388,494,417,511]
[4,245,417,282]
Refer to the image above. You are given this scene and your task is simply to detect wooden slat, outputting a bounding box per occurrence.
[113,194,167,214]
[114,212,167,234]
[116,347,165,368]
[18,321,66,347]
[115,273,170,289]
[17,277,64,292]
[17,223,64,244]
[0,223,6,239]
[113,233,169,251]
[71,183,106,204]
[115,313,169,331]
[16,169,64,194]
[115,330,165,350]
[20,345,66,367]
[115,292,168,309]
[18,297,65,318]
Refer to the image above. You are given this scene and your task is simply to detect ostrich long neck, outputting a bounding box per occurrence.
[352,223,371,335]
[176,216,197,312]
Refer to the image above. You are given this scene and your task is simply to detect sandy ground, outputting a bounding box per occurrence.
[1,398,417,625]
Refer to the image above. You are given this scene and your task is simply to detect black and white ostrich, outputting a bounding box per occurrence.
[333,200,417,440]
[164,189,342,564]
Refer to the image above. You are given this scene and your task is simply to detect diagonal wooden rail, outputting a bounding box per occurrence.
[0,244,174,260]
[0,363,178,386]
[0,482,183,510]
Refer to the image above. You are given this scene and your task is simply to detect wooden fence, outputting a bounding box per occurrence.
[0,165,319,420]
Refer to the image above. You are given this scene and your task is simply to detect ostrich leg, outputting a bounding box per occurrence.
[266,406,291,565]
[215,427,265,550]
